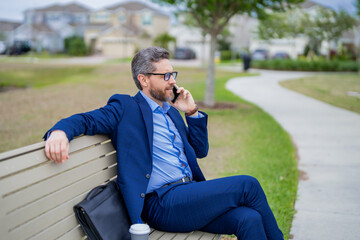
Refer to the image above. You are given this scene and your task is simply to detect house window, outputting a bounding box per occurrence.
[47,13,60,21]
[118,14,126,23]
[95,12,110,21]
[142,12,153,26]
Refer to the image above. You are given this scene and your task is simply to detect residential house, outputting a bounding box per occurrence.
[229,0,358,59]
[12,23,61,53]
[85,0,170,57]
[0,20,21,52]
[169,14,211,61]
[11,2,90,52]
[0,20,21,43]
[172,0,358,61]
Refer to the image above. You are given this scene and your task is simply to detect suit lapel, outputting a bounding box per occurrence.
[134,92,153,153]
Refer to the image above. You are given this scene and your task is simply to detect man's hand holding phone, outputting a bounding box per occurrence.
[171,85,198,117]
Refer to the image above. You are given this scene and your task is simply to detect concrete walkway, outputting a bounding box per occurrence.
[226,70,360,240]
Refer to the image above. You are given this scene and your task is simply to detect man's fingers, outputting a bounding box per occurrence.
[45,142,51,160]
[54,142,62,162]
[60,141,69,161]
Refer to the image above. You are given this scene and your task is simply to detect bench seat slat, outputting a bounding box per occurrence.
[158,232,177,240]
[0,135,110,178]
[171,232,192,240]
[0,141,114,196]
[200,232,222,240]
[186,231,205,240]
[6,167,116,240]
[3,153,116,214]
[149,230,166,240]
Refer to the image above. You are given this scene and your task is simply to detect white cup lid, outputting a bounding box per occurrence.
[129,224,151,235]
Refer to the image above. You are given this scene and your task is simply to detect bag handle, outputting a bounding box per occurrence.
[86,184,107,200]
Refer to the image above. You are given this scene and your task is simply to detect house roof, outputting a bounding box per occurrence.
[14,23,58,35]
[30,23,55,33]
[0,20,21,32]
[86,23,112,30]
[99,22,143,37]
[104,0,167,16]
[301,0,332,10]
[28,2,90,13]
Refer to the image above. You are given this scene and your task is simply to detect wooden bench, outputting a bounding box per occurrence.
[0,135,221,240]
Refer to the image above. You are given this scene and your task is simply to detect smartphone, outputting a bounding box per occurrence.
[171,85,180,103]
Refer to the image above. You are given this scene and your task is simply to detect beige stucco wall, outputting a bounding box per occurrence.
[98,28,136,57]
[84,29,100,45]
[102,41,136,57]
[132,13,169,38]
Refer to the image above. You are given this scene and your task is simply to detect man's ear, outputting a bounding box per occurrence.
[138,74,148,88]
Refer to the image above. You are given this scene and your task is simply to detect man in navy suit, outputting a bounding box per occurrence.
[44,47,283,240]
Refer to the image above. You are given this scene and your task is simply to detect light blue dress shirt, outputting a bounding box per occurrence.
[139,91,197,193]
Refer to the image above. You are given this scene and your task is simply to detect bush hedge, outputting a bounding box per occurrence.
[64,36,89,56]
[251,59,359,72]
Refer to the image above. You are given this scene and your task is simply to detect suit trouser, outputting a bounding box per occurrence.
[141,175,284,240]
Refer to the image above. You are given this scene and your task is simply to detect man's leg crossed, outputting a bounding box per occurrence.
[141,175,283,239]
[201,206,267,240]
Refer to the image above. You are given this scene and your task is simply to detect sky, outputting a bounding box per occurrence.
[0,0,357,22]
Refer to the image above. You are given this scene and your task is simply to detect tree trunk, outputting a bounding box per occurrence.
[204,33,216,107]
[201,34,206,69]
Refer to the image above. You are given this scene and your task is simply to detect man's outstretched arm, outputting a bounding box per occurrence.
[43,94,127,164]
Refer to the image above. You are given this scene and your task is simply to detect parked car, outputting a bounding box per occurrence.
[251,49,268,60]
[273,52,290,59]
[7,41,31,55]
[174,47,196,60]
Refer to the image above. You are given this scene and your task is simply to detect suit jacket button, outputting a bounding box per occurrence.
[146,174,150,179]
[141,193,145,198]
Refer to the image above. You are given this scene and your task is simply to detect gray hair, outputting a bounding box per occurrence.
[131,46,170,90]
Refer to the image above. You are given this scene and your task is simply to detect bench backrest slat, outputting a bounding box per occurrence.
[6,166,117,239]
[29,213,83,240]
[5,162,117,231]
[1,141,114,200]
[0,135,115,240]
[55,223,86,240]
[0,135,110,178]
[2,153,116,216]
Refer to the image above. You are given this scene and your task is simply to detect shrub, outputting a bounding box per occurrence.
[220,50,232,61]
[64,36,88,56]
[252,59,359,72]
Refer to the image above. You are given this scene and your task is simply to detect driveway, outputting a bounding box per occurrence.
[226,70,360,240]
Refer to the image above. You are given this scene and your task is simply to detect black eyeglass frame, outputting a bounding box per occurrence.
[144,72,178,81]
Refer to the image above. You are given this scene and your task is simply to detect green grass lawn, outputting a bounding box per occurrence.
[0,62,95,88]
[0,62,298,239]
[280,74,360,113]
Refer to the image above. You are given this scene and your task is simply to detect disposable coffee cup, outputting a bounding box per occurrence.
[129,223,151,240]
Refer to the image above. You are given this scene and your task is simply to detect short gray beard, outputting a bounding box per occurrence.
[149,86,173,103]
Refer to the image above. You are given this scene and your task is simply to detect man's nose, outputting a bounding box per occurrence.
[168,76,176,85]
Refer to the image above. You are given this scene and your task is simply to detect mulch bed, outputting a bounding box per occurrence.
[196,101,238,110]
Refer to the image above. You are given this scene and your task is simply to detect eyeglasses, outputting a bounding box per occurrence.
[144,72,178,81]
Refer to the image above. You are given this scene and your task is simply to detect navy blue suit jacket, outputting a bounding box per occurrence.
[45,92,209,223]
